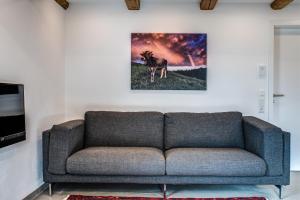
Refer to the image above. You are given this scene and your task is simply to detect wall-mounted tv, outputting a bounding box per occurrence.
[0,83,26,148]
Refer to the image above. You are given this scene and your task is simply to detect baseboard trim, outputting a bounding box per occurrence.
[23,183,48,200]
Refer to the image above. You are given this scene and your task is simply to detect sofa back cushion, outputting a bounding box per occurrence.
[165,112,244,149]
[85,111,164,149]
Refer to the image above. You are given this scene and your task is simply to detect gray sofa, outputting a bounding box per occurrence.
[43,111,290,198]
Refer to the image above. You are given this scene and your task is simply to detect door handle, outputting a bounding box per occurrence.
[273,94,285,98]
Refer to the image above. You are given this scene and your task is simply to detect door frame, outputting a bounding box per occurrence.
[268,20,300,123]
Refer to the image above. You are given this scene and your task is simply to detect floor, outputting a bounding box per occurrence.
[35,172,300,200]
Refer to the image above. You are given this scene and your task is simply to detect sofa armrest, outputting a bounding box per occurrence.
[243,116,284,176]
[42,130,50,182]
[282,131,291,185]
[47,120,85,175]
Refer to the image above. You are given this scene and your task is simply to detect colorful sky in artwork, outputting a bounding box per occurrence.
[131,33,207,67]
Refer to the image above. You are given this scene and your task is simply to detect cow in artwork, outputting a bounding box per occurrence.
[140,51,168,83]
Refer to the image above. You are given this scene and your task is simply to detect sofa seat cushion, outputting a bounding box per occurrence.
[166,148,266,176]
[66,147,165,176]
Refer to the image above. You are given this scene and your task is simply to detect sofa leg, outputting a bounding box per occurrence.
[276,185,283,199]
[161,184,167,199]
[49,183,53,196]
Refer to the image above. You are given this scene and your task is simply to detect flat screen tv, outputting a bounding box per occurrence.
[0,83,26,148]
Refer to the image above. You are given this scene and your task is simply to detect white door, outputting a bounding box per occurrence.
[273,27,300,171]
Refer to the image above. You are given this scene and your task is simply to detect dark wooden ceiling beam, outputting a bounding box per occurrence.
[125,0,140,10]
[200,0,218,10]
[53,0,293,12]
[271,0,294,10]
[55,0,69,10]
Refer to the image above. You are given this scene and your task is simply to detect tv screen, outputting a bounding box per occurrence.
[0,83,26,148]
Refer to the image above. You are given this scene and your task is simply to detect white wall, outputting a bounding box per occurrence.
[65,1,300,170]
[0,0,65,199]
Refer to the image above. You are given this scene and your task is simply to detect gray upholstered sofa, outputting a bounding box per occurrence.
[43,111,290,198]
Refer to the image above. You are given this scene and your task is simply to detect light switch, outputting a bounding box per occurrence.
[258,89,265,114]
[259,89,265,97]
[258,65,267,79]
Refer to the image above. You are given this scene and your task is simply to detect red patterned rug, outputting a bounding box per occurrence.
[67,196,266,200]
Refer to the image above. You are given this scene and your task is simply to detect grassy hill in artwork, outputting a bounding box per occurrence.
[131,64,207,90]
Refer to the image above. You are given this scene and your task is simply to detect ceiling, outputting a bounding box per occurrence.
[68,0,300,4]
[214,0,299,2]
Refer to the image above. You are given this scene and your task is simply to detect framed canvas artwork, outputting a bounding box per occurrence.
[131,33,207,90]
